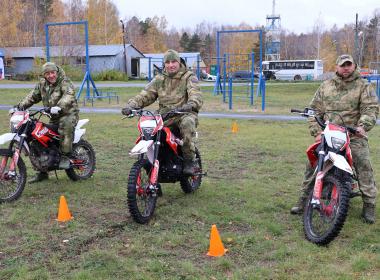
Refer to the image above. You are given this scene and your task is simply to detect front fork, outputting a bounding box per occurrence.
[0,143,22,180]
[311,138,326,207]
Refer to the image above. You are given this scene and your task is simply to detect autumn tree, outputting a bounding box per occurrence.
[320,33,338,71]
[363,11,380,67]
[187,33,202,52]
[86,0,120,45]
[179,32,190,51]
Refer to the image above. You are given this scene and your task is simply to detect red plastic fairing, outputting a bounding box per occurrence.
[150,160,159,185]
[345,145,353,167]
[163,127,178,154]
[327,123,345,132]
[306,141,321,167]
[31,122,58,147]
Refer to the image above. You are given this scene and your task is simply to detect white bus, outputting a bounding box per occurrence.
[262,59,323,81]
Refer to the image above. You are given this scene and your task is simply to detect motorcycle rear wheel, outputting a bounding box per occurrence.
[303,174,350,245]
[127,159,157,224]
[0,149,27,203]
[180,148,202,193]
[66,140,96,181]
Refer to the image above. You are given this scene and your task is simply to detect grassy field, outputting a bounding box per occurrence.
[0,83,379,279]
[0,81,319,115]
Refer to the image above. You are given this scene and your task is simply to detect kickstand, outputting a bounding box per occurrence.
[54,170,59,181]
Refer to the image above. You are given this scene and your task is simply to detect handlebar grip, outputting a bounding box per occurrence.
[290,109,302,113]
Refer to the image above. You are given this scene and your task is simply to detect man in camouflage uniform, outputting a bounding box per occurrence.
[122,49,203,175]
[290,54,378,224]
[17,62,79,183]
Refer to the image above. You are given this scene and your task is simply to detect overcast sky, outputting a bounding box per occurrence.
[112,0,379,34]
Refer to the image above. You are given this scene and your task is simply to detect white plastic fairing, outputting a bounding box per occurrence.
[129,140,154,156]
[327,152,353,174]
[0,133,30,154]
[0,133,16,145]
[73,119,89,143]
[324,126,347,148]
[140,119,157,128]
[76,119,89,129]
[74,129,86,143]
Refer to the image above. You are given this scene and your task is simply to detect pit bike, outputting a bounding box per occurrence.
[291,108,361,245]
[124,109,203,224]
[0,108,96,203]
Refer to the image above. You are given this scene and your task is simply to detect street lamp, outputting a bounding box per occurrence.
[120,19,128,75]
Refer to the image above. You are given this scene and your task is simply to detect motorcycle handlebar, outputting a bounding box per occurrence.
[290,108,303,113]
[123,108,186,120]
[291,108,360,134]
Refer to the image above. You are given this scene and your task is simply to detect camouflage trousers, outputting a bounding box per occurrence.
[164,113,198,160]
[296,137,378,206]
[51,114,79,154]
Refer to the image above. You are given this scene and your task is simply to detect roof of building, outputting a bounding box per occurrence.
[2,44,144,58]
[143,52,205,68]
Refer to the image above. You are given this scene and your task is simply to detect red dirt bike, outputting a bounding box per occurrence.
[124,109,203,224]
[0,108,96,203]
[291,108,361,245]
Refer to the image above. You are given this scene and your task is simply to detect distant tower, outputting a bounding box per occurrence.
[265,0,281,61]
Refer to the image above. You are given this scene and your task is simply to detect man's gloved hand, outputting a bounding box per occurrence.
[50,106,62,115]
[121,106,134,116]
[178,103,193,112]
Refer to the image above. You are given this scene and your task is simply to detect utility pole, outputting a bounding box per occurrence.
[354,13,359,63]
[120,19,128,75]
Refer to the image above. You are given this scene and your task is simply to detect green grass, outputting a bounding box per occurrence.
[0,81,319,114]
[0,83,379,279]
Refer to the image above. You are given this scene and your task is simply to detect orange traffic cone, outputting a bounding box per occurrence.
[207,224,228,257]
[231,121,239,133]
[57,195,73,222]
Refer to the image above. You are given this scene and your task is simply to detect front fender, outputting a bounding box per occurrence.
[0,133,30,154]
[327,152,353,175]
[129,140,154,156]
[0,133,16,145]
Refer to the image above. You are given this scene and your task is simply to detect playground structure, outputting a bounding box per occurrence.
[45,21,119,106]
[213,29,266,111]
[141,54,203,82]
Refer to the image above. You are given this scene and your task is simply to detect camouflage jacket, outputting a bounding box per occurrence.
[18,66,79,123]
[308,71,379,137]
[127,64,203,115]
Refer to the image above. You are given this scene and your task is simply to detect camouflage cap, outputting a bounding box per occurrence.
[42,62,58,74]
[163,49,181,63]
[336,54,355,66]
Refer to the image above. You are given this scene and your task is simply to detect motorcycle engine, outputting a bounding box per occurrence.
[29,141,60,172]
[159,157,183,183]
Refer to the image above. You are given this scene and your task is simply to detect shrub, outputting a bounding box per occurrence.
[92,70,128,81]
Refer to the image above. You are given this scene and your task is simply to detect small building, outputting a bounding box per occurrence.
[140,52,206,79]
[2,44,145,78]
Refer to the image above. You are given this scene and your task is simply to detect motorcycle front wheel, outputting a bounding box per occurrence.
[0,149,27,203]
[127,159,157,224]
[303,174,350,245]
[180,148,202,193]
[66,140,96,181]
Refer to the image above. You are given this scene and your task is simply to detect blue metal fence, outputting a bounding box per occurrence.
[367,75,380,100]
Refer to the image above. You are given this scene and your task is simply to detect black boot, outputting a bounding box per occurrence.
[183,159,197,176]
[59,153,74,169]
[29,172,49,184]
[362,202,376,224]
